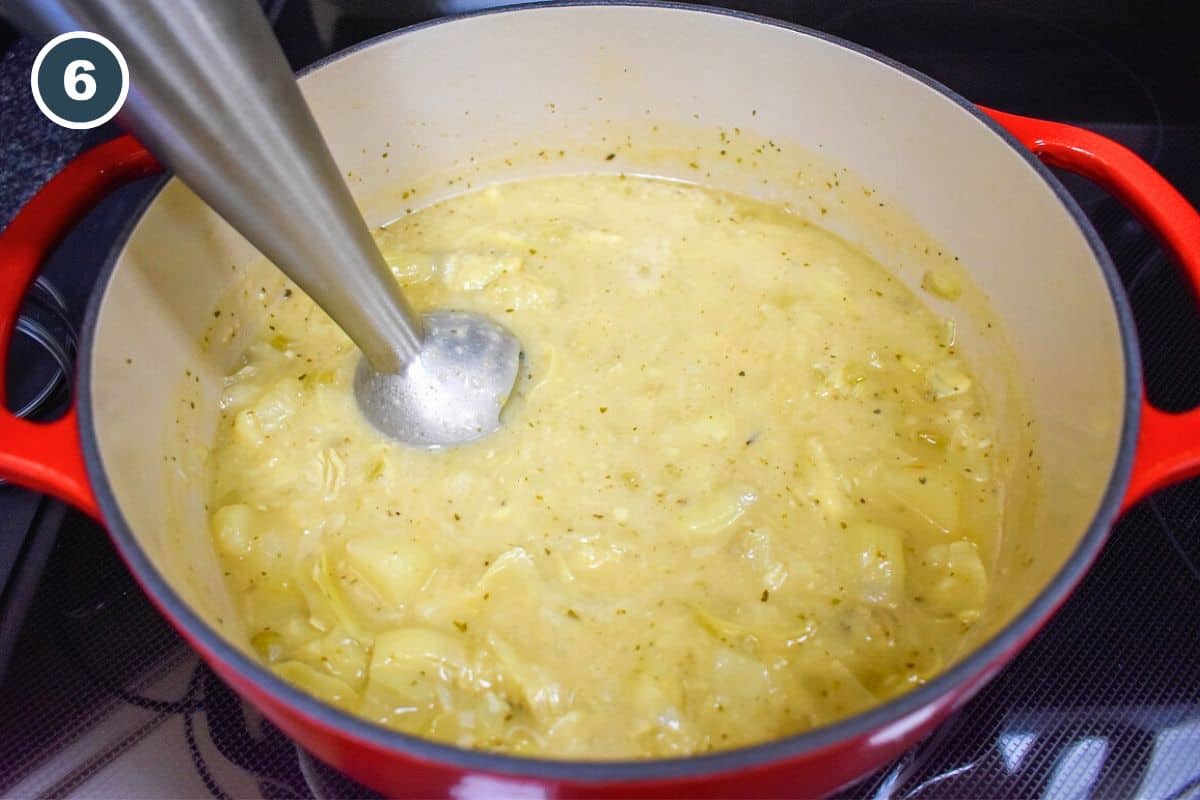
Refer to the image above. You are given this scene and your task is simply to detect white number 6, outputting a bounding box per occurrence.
[64,59,97,101]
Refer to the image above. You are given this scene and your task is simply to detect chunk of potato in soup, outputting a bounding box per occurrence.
[208,176,1008,758]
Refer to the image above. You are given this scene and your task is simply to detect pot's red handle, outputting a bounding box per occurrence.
[4,119,1196,517]
[0,135,160,520]
[983,108,1200,511]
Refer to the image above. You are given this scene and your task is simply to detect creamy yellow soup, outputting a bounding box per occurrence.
[208,175,1006,758]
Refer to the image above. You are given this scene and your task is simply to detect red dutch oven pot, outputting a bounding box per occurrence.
[2,4,1200,797]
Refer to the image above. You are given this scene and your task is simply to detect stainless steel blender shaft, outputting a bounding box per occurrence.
[8,0,424,373]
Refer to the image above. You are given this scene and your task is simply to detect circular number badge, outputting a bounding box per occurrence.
[31,31,129,130]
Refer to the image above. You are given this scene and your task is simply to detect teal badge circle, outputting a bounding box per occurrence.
[32,32,129,130]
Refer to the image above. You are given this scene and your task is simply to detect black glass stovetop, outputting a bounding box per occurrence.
[1,2,1198,797]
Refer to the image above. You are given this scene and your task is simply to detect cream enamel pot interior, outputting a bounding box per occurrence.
[3,4,1200,798]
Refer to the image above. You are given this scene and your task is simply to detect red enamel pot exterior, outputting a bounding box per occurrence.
[2,5,1199,798]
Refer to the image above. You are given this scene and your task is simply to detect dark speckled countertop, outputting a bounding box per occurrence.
[0,33,110,228]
